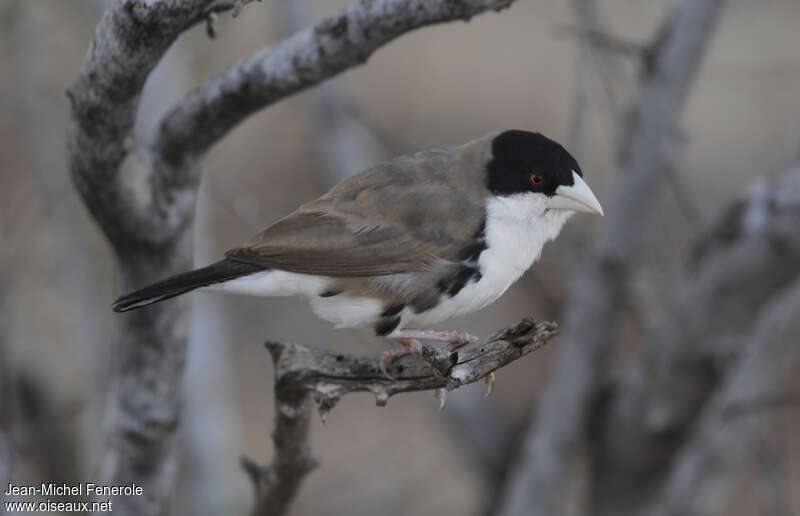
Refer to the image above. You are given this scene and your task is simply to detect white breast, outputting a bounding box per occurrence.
[398,194,572,330]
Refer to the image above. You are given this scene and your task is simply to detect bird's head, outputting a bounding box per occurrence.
[486,130,603,216]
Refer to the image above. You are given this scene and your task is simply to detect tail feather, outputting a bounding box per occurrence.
[113,259,264,312]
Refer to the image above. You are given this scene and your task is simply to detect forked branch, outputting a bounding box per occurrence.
[241,318,557,516]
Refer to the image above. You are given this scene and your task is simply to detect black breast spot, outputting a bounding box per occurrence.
[458,219,488,262]
[381,303,405,317]
[444,265,482,297]
[375,316,401,336]
[459,240,488,262]
[409,293,440,314]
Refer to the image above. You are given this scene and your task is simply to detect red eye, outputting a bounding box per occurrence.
[530,175,544,185]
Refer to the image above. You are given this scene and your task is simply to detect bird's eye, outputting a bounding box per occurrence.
[530,175,544,185]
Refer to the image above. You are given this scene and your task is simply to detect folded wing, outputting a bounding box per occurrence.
[226,159,486,277]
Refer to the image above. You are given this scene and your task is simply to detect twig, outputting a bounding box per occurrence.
[240,319,556,516]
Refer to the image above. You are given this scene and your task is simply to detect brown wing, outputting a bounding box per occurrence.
[225,154,487,277]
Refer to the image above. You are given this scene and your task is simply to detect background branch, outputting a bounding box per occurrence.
[497,1,726,515]
[152,0,517,195]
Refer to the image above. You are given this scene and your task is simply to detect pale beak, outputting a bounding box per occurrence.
[547,170,604,216]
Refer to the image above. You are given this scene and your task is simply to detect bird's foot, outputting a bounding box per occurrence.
[380,337,422,379]
[382,330,487,406]
[392,329,479,351]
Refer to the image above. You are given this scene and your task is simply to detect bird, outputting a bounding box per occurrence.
[113,130,603,397]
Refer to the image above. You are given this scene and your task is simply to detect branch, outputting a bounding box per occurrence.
[274,318,555,418]
[66,0,221,249]
[495,2,726,515]
[241,379,317,516]
[241,319,556,516]
[152,0,516,181]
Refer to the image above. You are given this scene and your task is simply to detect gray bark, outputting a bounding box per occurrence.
[496,2,726,515]
[66,1,522,514]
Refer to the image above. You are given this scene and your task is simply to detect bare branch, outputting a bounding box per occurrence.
[66,0,218,248]
[241,377,317,516]
[152,0,517,181]
[239,318,555,516]
[274,318,556,417]
[496,2,727,515]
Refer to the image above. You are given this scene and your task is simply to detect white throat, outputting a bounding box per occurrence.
[482,193,573,276]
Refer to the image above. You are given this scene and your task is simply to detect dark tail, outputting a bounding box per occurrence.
[113,259,264,312]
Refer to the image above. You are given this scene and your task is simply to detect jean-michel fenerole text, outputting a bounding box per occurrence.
[4,482,143,497]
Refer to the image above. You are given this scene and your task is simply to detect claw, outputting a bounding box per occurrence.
[380,351,396,380]
[445,332,479,351]
[483,372,495,399]
[434,388,447,412]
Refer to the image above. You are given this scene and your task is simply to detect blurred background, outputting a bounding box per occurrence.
[1,0,799,515]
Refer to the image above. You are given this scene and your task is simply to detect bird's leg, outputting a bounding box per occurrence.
[391,329,479,350]
[380,337,422,379]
